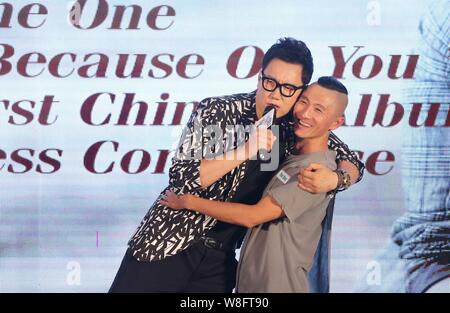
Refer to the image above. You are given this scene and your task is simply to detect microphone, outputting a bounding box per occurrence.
[257,105,277,162]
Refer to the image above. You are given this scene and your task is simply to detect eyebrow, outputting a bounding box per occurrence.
[264,72,297,86]
[300,95,309,102]
[315,103,327,110]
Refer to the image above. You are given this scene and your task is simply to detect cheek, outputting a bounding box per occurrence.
[319,116,334,131]
[255,89,266,103]
[312,116,325,129]
[257,87,269,99]
[293,103,303,115]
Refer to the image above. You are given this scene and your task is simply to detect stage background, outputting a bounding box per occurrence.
[0,0,446,292]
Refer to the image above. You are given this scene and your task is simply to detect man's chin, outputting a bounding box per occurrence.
[294,129,310,139]
[276,111,288,119]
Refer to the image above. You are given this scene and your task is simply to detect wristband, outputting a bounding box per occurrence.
[335,168,351,190]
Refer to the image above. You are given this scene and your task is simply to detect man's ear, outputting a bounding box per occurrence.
[329,115,345,131]
[256,72,264,90]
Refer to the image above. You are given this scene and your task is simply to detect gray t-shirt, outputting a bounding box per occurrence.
[236,150,337,293]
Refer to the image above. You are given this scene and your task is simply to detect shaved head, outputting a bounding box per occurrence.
[292,77,349,141]
[314,76,348,117]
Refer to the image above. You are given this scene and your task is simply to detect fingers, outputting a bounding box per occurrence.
[257,128,276,150]
[298,163,323,183]
[159,199,169,206]
[160,190,188,211]
[166,190,176,198]
[298,167,315,184]
[159,192,170,205]
[160,191,170,201]
[298,183,316,194]
[298,178,314,190]
[297,171,314,190]
[247,128,277,158]
[303,163,323,173]
[303,164,315,172]
[297,167,306,179]
[160,190,176,207]
[160,197,180,209]
[299,170,315,180]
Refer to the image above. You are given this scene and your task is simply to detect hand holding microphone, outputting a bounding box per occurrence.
[248,105,278,161]
[246,127,277,160]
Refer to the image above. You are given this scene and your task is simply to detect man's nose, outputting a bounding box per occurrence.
[298,105,312,119]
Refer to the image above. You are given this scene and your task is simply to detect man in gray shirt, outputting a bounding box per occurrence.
[236,149,337,292]
[161,76,349,292]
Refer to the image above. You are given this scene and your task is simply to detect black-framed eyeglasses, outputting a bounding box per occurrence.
[261,71,306,97]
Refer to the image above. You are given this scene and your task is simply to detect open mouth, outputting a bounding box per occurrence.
[296,118,312,128]
[267,103,279,110]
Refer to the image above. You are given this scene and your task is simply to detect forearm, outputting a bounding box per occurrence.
[329,132,365,185]
[185,195,256,228]
[200,157,245,189]
[199,143,254,188]
[199,128,275,188]
[338,160,359,185]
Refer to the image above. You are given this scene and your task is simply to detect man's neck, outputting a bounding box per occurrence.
[294,135,329,154]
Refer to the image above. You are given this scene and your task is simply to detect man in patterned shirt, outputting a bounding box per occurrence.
[109,38,365,292]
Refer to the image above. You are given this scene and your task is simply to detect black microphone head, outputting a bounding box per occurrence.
[263,104,276,115]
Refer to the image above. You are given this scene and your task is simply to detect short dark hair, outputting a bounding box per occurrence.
[262,37,314,85]
[317,76,348,95]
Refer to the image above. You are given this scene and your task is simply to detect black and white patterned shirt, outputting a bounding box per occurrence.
[128,91,364,262]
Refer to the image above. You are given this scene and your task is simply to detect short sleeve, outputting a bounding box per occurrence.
[266,181,327,222]
[328,132,365,187]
